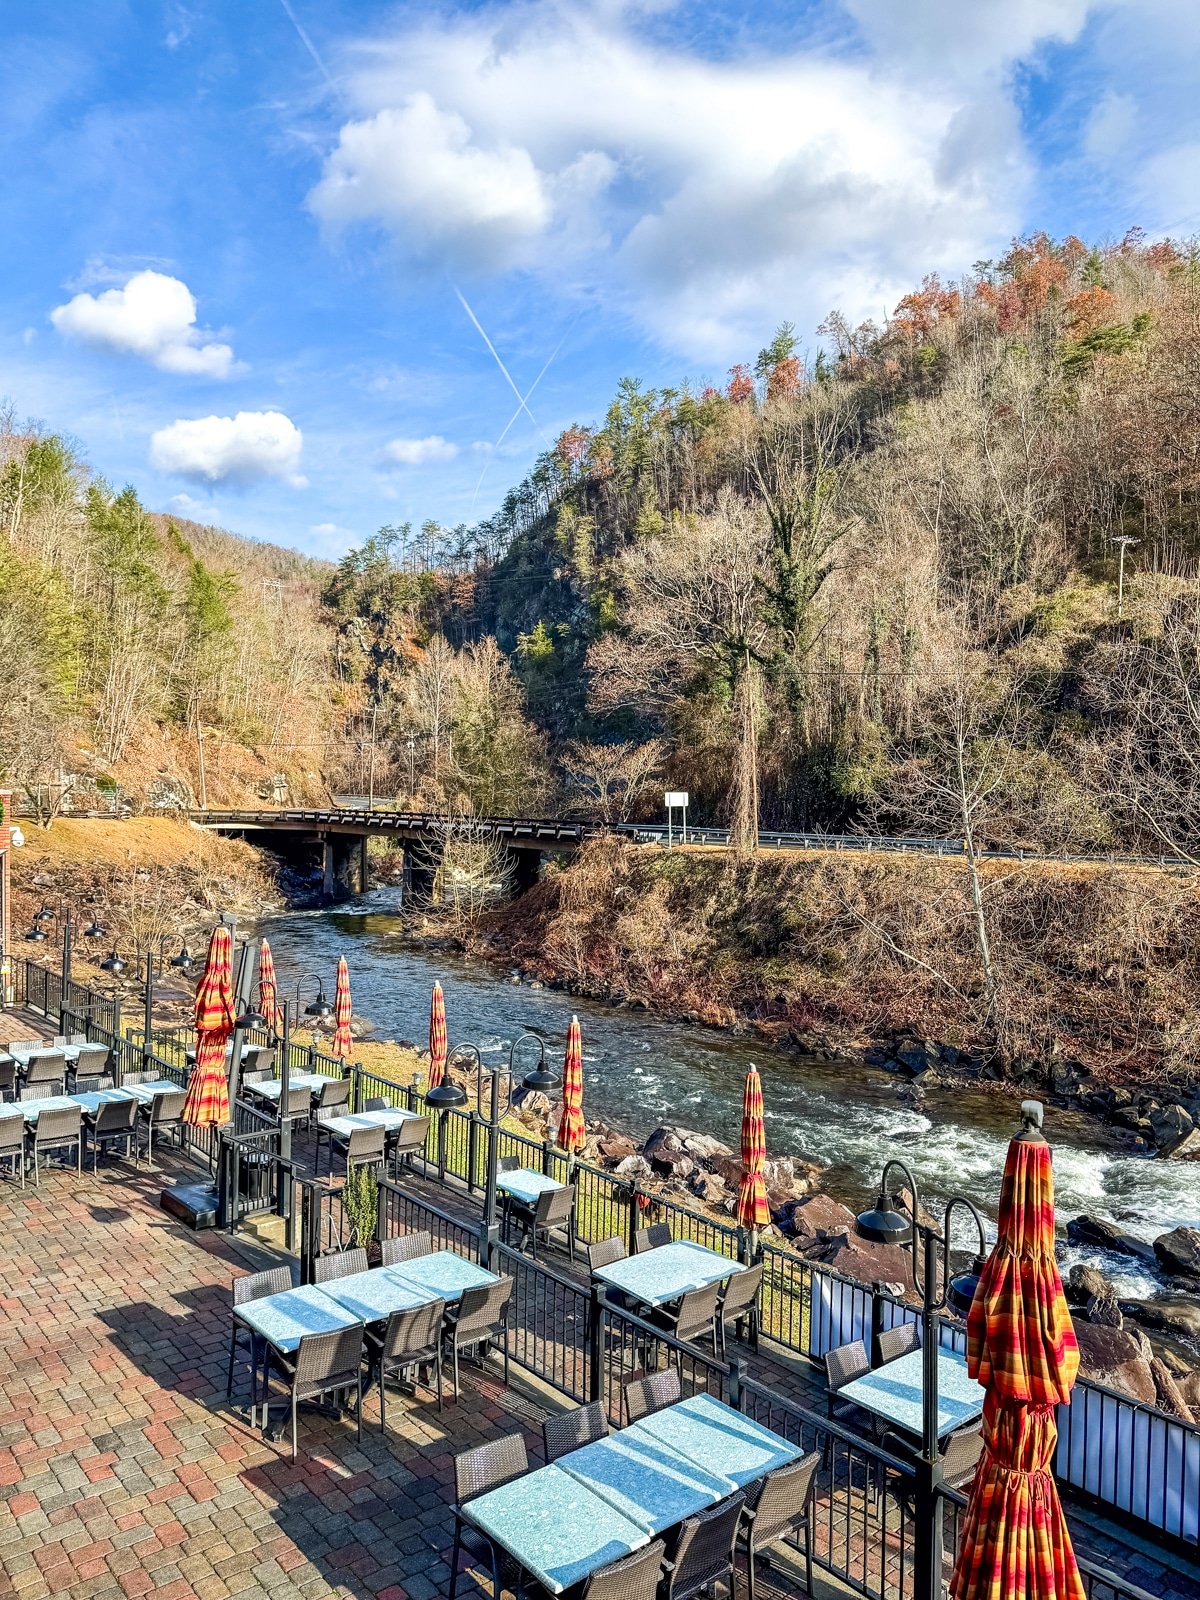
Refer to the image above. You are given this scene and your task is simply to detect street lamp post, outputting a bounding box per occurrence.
[855,1160,988,1600]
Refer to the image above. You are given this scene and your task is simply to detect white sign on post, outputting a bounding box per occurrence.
[664,790,689,847]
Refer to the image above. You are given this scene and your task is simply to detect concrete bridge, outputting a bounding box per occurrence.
[189,807,597,900]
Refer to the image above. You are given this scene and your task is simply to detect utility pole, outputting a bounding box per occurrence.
[407,738,416,801]
[367,702,378,811]
[196,721,208,809]
[1113,536,1138,618]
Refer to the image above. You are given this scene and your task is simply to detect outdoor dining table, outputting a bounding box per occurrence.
[626,1393,803,1490]
[243,1071,329,1103]
[461,1462,650,1595]
[386,1249,501,1304]
[318,1108,423,1139]
[553,1424,737,1535]
[4,1044,82,1067]
[1,1079,181,1125]
[1,1094,79,1125]
[591,1239,745,1309]
[315,1265,440,1324]
[836,1344,984,1439]
[496,1167,567,1206]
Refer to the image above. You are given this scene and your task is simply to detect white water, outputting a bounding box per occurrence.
[261,891,1200,1295]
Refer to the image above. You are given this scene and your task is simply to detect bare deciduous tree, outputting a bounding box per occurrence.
[559,738,666,822]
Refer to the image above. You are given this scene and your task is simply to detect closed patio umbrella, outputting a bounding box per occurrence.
[736,1064,769,1248]
[428,980,447,1090]
[331,955,353,1061]
[950,1111,1085,1600]
[257,938,282,1034]
[182,926,234,1132]
[557,1015,585,1155]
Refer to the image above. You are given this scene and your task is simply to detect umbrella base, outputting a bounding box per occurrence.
[159,1182,219,1230]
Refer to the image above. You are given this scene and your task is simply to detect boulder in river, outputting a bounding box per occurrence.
[1073,1322,1157,1405]
[1066,1215,1157,1266]
[1086,1292,1123,1329]
[1149,1358,1196,1423]
[597,1132,638,1163]
[1150,1104,1200,1158]
[1153,1226,1200,1281]
[1122,1298,1200,1341]
[1066,1263,1116,1305]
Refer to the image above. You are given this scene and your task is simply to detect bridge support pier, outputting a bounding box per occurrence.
[503,847,542,896]
[403,842,438,906]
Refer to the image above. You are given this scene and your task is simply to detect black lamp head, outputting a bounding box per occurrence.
[426,1078,468,1109]
[169,942,193,971]
[523,1062,562,1092]
[83,918,106,939]
[947,1253,987,1317]
[25,924,48,942]
[856,1192,914,1246]
[100,949,126,976]
[236,1005,267,1030]
[33,905,53,923]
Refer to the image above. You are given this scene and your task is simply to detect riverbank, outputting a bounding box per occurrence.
[480,840,1200,1157]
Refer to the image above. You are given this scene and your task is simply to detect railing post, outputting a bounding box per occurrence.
[479,1221,499,1272]
[626,1185,640,1255]
[467,1111,480,1195]
[350,1062,362,1113]
[588,1286,605,1405]
[541,1137,552,1178]
[725,1356,747,1413]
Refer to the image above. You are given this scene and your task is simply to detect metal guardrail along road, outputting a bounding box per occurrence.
[188,804,1196,872]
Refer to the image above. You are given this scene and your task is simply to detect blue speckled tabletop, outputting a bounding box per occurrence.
[497,1167,566,1205]
[557,1429,732,1533]
[245,1072,328,1100]
[319,1109,421,1138]
[463,1463,648,1593]
[233,1285,360,1353]
[119,1079,182,1101]
[838,1345,983,1437]
[8,1046,81,1066]
[627,1394,801,1489]
[72,1090,137,1115]
[591,1240,744,1307]
[7,1095,78,1125]
[388,1250,500,1303]
[316,1267,438,1323]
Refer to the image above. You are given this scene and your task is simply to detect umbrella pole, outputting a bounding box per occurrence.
[279,1002,293,1166]
[914,1226,944,1600]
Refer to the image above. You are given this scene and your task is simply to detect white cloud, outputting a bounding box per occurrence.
[311,94,553,272]
[381,434,459,466]
[150,410,305,486]
[309,4,1092,359]
[166,491,221,520]
[50,270,239,377]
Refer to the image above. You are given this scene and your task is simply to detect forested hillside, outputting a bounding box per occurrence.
[6,230,1200,874]
[323,231,1200,874]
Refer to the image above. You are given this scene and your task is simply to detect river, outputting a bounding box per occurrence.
[260,889,1200,1300]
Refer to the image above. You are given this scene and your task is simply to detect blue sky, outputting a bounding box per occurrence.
[1,0,1197,559]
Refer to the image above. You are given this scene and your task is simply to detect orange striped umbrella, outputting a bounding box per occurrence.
[257,938,282,1033]
[951,1126,1084,1600]
[331,955,353,1061]
[736,1065,769,1235]
[557,1015,585,1154]
[428,981,447,1090]
[183,926,234,1129]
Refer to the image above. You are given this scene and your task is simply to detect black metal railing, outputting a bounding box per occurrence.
[376,1180,480,1261]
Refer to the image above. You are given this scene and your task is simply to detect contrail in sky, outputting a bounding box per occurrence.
[470,325,575,514]
[278,0,336,90]
[452,282,551,447]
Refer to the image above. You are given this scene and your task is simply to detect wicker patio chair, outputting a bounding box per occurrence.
[498,1154,520,1173]
[717,1263,763,1359]
[622,1367,681,1424]
[71,1044,112,1081]
[449,1433,529,1600]
[21,1051,68,1090]
[652,1281,722,1357]
[369,1298,446,1424]
[825,1339,873,1430]
[543,1400,608,1463]
[632,1223,671,1254]
[389,1115,429,1176]
[738,1451,820,1600]
[363,1096,389,1111]
[73,1076,114,1094]
[0,1114,25,1188]
[138,1089,185,1164]
[227,1264,293,1408]
[84,1096,138,1170]
[27,1104,82,1185]
[875,1322,920,1365]
[264,1325,365,1461]
[577,1541,665,1600]
[380,1230,432,1266]
[586,1236,626,1272]
[341,1124,385,1179]
[505,1183,576,1261]
[660,1492,744,1600]
[311,1075,351,1130]
[0,1059,14,1101]
[443,1278,512,1401]
[313,1247,368,1284]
